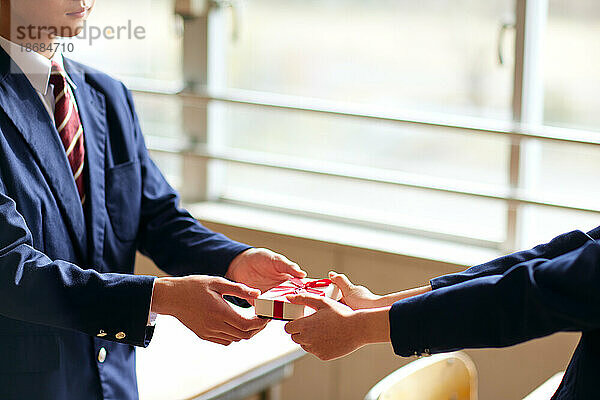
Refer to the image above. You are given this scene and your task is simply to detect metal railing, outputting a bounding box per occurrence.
[134,86,600,147]
[137,87,600,252]
[140,88,600,215]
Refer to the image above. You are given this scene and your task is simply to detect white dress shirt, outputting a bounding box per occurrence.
[0,35,157,327]
[0,36,78,121]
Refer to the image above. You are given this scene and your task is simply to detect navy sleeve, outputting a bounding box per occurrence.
[586,226,600,240]
[430,229,593,290]
[121,86,251,278]
[0,191,155,347]
[390,240,600,357]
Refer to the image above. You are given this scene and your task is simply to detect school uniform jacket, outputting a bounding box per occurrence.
[390,227,600,399]
[0,47,250,399]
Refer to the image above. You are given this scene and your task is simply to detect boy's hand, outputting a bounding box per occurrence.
[151,276,268,346]
[226,248,307,295]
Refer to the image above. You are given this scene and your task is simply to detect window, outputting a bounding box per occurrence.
[73,0,600,252]
[68,0,185,182]
[544,0,600,131]
[226,1,515,120]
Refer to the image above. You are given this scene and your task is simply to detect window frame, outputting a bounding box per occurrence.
[133,0,600,253]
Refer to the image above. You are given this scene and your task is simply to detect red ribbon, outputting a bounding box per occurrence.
[269,278,332,297]
[267,278,333,319]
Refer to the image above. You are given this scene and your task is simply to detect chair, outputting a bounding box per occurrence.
[364,352,478,400]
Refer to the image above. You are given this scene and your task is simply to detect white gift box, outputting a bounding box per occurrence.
[255,278,341,321]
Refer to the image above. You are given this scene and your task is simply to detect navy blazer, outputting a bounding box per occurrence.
[0,47,250,399]
[389,227,600,399]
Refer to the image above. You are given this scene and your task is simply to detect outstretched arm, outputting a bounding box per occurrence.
[326,229,594,310]
[0,188,270,347]
[326,271,431,310]
[390,240,600,356]
[285,240,600,360]
[0,191,155,347]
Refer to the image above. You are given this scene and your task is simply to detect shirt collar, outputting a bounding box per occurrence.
[0,36,77,95]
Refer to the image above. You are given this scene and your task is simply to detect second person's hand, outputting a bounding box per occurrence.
[283,293,391,360]
[328,271,383,309]
[151,275,269,346]
[329,271,433,309]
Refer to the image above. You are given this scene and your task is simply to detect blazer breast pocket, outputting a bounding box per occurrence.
[0,334,60,373]
[106,160,142,242]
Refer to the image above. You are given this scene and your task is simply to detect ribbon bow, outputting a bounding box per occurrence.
[269,278,332,297]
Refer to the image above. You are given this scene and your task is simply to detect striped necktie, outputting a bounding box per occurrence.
[49,61,86,205]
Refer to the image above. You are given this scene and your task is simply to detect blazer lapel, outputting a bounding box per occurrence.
[0,48,88,261]
[64,57,107,266]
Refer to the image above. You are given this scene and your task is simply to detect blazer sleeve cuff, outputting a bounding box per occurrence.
[587,226,600,240]
[430,275,456,290]
[93,274,156,348]
[389,295,425,357]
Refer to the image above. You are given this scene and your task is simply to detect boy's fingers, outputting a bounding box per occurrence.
[276,257,307,278]
[212,279,261,300]
[287,262,307,278]
[284,319,303,334]
[205,337,233,346]
[290,333,304,344]
[226,312,269,332]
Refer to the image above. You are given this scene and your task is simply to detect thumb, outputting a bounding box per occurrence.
[287,294,330,310]
[275,256,307,279]
[286,262,307,278]
[211,279,261,301]
[329,272,354,296]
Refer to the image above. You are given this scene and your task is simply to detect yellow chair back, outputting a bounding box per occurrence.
[364,352,477,400]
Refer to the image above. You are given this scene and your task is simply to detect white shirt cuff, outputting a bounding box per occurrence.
[147,279,158,326]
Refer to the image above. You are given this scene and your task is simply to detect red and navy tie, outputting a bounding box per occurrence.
[49,61,86,205]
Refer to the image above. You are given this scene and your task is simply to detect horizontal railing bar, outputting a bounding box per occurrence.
[146,141,600,215]
[218,196,504,250]
[145,135,189,153]
[132,87,600,147]
[121,77,185,95]
[183,88,518,136]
